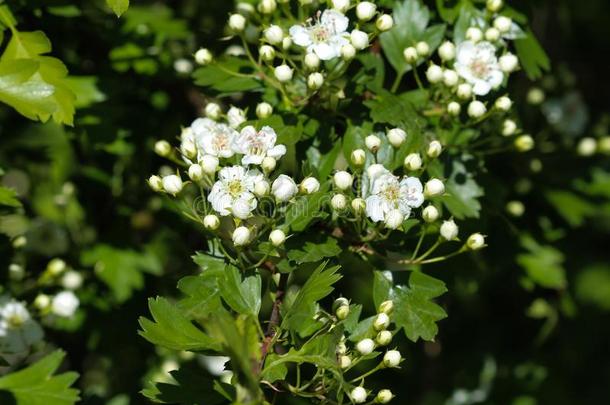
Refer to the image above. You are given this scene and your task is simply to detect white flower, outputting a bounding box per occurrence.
[376,14,393,31]
[289,10,350,60]
[341,43,356,59]
[332,0,350,13]
[416,41,430,56]
[256,102,273,118]
[148,175,163,191]
[154,140,171,157]
[438,41,456,61]
[468,100,487,118]
[466,233,486,250]
[262,156,277,172]
[258,0,276,14]
[339,355,352,369]
[457,83,473,99]
[274,64,293,82]
[188,164,204,181]
[227,106,246,129]
[204,102,222,119]
[577,137,597,157]
[232,226,251,246]
[34,294,50,310]
[264,25,284,44]
[403,153,422,171]
[426,64,443,83]
[373,313,390,330]
[387,128,406,148]
[228,13,246,31]
[443,69,459,87]
[499,53,519,73]
[378,300,394,314]
[365,134,381,151]
[194,48,213,65]
[365,171,423,223]
[495,96,512,111]
[440,219,459,240]
[208,166,263,218]
[333,171,353,190]
[350,29,369,50]
[376,330,392,346]
[487,0,503,12]
[271,175,298,202]
[427,140,443,158]
[424,178,445,197]
[61,271,83,290]
[201,155,219,174]
[448,101,461,116]
[351,387,368,403]
[502,119,517,136]
[356,1,376,21]
[455,41,503,96]
[376,389,394,403]
[203,214,220,230]
[162,175,183,195]
[304,52,320,69]
[515,134,534,152]
[383,350,402,368]
[422,205,439,222]
[192,118,237,158]
[307,72,324,89]
[300,177,320,194]
[403,47,418,64]
[331,194,347,210]
[0,300,31,336]
[366,163,387,180]
[485,27,500,41]
[356,338,375,355]
[233,125,286,165]
[466,27,483,42]
[494,16,512,33]
[51,291,79,317]
[269,229,286,246]
[259,45,275,61]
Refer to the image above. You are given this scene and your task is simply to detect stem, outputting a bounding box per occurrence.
[390,71,404,93]
[259,270,288,371]
[412,66,424,90]
[411,228,427,260]
[349,363,383,383]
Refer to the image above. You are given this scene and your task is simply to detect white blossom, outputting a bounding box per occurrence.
[271,175,298,202]
[192,118,237,158]
[365,170,424,223]
[203,214,220,230]
[269,229,286,246]
[466,233,486,250]
[194,48,213,65]
[227,106,246,129]
[232,126,286,165]
[333,171,353,190]
[383,350,402,368]
[228,13,246,31]
[232,226,251,246]
[440,219,459,240]
[455,41,503,96]
[350,29,369,50]
[208,166,263,218]
[51,291,79,317]
[350,387,368,404]
[356,338,375,355]
[162,175,183,195]
[289,10,350,60]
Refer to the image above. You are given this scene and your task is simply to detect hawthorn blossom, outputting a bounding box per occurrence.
[289,10,350,60]
[208,166,263,219]
[0,298,44,353]
[365,170,424,223]
[454,41,504,96]
[232,126,286,165]
[191,118,237,159]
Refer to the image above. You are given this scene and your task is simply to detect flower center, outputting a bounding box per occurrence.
[227,180,244,197]
[6,314,25,329]
[246,132,267,156]
[470,59,490,78]
[381,184,400,203]
[311,25,331,43]
[212,133,228,151]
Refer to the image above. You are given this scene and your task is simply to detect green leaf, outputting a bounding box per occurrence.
[393,271,448,342]
[575,265,610,311]
[365,90,427,135]
[287,237,342,264]
[0,186,21,207]
[64,76,106,108]
[106,0,129,17]
[545,190,596,227]
[139,297,219,351]
[283,190,329,232]
[193,57,262,94]
[514,29,551,80]
[373,271,393,309]
[517,236,566,289]
[440,160,484,219]
[0,350,79,405]
[282,262,342,334]
[219,265,262,316]
[142,365,229,404]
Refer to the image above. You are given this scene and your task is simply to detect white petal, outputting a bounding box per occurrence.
[289,25,312,47]
[267,144,286,158]
[242,154,264,165]
[473,80,491,96]
[313,42,338,60]
[456,41,475,65]
[488,69,504,89]
[365,196,386,222]
[322,9,349,34]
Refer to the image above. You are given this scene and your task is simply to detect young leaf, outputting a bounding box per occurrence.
[0,350,79,405]
[142,366,229,404]
[219,265,262,316]
[106,0,130,17]
[0,185,21,207]
[517,236,566,289]
[514,29,551,80]
[287,237,342,264]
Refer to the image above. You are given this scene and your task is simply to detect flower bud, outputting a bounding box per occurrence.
[376,389,394,404]
[154,140,172,157]
[383,350,402,368]
[228,13,246,31]
[272,175,298,202]
[494,16,512,33]
[300,177,320,194]
[502,119,517,136]
[440,219,458,240]
[236,2,255,14]
[424,178,445,197]
[194,48,213,65]
[47,258,67,276]
[350,29,369,50]
[506,200,525,217]
[232,226,251,246]
[426,141,442,158]
[256,102,273,118]
[262,157,277,173]
[387,128,406,148]
[403,153,422,171]
[227,106,246,128]
[205,102,222,119]
[443,69,459,87]
[366,163,386,179]
[487,0,503,12]
[333,297,349,311]
[468,100,487,118]
[376,330,393,346]
[457,83,473,100]
[351,198,366,214]
[466,27,483,42]
[331,194,347,210]
[341,43,356,60]
[61,271,83,290]
[577,137,597,157]
[254,180,270,197]
[495,96,512,111]
[438,41,456,61]
[274,64,293,82]
[174,58,193,74]
[499,53,518,73]
[148,175,163,192]
[351,148,366,166]
[365,134,381,152]
[339,355,352,369]
[373,312,390,331]
[447,102,461,116]
[201,154,219,174]
[188,164,204,181]
[426,64,443,83]
[180,138,197,159]
[485,27,500,42]
[416,41,430,56]
[527,88,545,105]
[333,171,353,190]
[332,0,350,13]
[307,72,324,89]
[466,233,486,250]
[203,214,220,230]
[336,304,350,320]
[403,46,418,64]
[269,229,286,246]
[422,205,439,223]
[356,1,376,21]
[599,137,610,154]
[264,25,283,44]
[259,45,275,61]
[376,14,394,31]
[384,209,404,230]
[162,174,183,195]
[282,36,292,50]
[515,134,534,152]
[350,387,368,404]
[258,0,277,14]
[356,338,375,355]
[304,52,320,69]
[12,236,26,249]
[34,294,51,310]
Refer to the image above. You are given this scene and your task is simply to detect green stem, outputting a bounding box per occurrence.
[390,71,404,93]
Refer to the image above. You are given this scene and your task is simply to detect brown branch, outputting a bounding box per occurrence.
[259,264,288,373]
